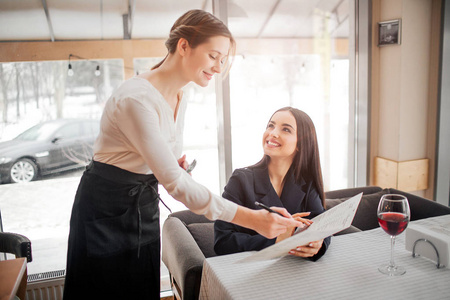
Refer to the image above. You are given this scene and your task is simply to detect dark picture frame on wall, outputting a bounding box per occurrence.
[378,19,402,46]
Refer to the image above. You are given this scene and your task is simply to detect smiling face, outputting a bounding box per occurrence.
[183,35,230,87]
[262,110,298,162]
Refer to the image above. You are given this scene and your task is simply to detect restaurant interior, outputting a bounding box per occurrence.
[0,0,449,299]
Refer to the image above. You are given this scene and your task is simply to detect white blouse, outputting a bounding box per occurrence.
[93,77,237,222]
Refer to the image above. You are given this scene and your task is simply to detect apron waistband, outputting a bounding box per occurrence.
[87,160,157,185]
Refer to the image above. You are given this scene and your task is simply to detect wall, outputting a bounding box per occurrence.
[370,0,441,198]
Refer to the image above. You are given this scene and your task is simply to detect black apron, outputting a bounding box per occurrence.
[63,161,162,300]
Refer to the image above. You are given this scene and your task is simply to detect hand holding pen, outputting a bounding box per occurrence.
[255,201,313,227]
[255,201,284,216]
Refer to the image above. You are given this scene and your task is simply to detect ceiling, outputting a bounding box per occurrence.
[0,0,349,42]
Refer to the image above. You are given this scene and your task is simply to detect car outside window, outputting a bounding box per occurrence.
[15,123,60,141]
[54,123,82,140]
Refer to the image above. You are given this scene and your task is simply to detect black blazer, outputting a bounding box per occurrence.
[214,164,330,261]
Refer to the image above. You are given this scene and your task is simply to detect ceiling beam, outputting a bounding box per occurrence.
[123,14,130,39]
[329,0,349,36]
[123,0,136,40]
[128,0,136,38]
[257,0,282,38]
[100,0,104,40]
[41,0,55,42]
[202,0,208,11]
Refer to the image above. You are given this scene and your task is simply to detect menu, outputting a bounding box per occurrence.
[245,193,363,262]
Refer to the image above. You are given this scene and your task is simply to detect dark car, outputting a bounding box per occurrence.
[0,118,100,184]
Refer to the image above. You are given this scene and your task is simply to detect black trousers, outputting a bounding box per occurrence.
[63,161,161,300]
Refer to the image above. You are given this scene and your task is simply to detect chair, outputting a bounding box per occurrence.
[162,211,214,300]
[0,230,32,300]
[325,187,450,231]
[324,185,382,200]
[0,232,33,262]
[389,188,450,221]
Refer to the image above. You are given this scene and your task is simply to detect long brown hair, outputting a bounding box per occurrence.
[253,107,325,207]
[152,9,236,74]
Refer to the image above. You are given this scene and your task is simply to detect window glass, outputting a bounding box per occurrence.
[81,120,100,136]
[0,59,124,278]
[14,122,60,141]
[54,123,82,139]
[228,0,352,191]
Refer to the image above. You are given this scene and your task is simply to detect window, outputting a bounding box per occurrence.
[0,60,124,277]
[227,0,354,191]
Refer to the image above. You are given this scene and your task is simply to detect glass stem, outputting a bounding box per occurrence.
[390,235,396,268]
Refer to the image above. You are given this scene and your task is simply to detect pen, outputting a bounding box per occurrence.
[255,201,285,217]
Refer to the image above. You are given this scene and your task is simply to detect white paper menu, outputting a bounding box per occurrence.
[244,193,363,262]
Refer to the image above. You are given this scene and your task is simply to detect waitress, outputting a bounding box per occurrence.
[63,9,301,300]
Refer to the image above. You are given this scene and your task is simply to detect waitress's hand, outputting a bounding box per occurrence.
[288,239,324,258]
[232,206,303,239]
[275,212,312,243]
[178,154,188,171]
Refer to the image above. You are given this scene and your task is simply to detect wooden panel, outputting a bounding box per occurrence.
[0,40,167,63]
[0,40,168,80]
[374,156,429,192]
[374,156,398,189]
[398,158,429,191]
[0,38,350,63]
[424,0,442,199]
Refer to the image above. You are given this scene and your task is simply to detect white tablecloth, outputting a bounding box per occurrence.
[200,215,450,300]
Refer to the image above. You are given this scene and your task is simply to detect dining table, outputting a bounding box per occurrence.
[199,215,450,300]
[0,257,27,300]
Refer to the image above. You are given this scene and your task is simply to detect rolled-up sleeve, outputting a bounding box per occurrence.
[114,98,237,222]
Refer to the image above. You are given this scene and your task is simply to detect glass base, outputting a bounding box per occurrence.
[378,264,406,276]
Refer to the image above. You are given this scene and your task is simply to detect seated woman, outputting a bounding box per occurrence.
[214,107,330,260]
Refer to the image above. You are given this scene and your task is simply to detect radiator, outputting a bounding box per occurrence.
[24,269,174,300]
[26,270,65,300]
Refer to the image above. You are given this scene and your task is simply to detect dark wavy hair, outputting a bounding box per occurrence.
[152,9,235,75]
[253,107,325,207]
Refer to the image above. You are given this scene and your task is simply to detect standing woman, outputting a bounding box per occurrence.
[215,107,331,260]
[63,9,300,300]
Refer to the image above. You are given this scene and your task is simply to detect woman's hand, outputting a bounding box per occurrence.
[232,206,303,239]
[288,239,324,258]
[275,212,311,243]
[178,154,188,171]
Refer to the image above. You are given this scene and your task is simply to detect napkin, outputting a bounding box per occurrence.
[405,223,450,268]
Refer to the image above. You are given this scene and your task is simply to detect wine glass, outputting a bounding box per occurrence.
[377,194,410,276]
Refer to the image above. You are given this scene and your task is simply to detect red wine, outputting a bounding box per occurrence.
[378,212,409,236]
